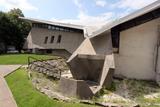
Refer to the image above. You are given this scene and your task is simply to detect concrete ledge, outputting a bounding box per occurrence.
[77,54,105,60]
[59,77,94,99]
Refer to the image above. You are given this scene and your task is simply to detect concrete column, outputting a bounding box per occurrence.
[156,25,160,85]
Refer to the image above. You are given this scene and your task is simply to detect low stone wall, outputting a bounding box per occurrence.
[28,58,69,79]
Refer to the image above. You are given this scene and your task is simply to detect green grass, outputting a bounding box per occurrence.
[0,54,57,65]
[5,68,95,107]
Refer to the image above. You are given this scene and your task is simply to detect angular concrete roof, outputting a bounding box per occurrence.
[19,17,102,37]
[90,0,160,38]
[19,17,84,30]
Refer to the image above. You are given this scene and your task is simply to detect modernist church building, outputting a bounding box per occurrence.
[21,17,86,58]
[22,0,160,84]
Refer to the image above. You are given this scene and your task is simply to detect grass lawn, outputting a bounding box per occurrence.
[0,54,57,65]
[5,68,96,107]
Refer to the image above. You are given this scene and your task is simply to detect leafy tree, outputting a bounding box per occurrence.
[7,8,31,52]
[0,8,31,53]
[0,11,13,53]
[8,8,24,17]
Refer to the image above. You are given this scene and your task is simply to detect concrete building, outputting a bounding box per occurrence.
[21,17,86,58]
[88,0,160,81]
[22,0,160,98]
[64,0,160,98]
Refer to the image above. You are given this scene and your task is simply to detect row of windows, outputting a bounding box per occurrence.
[44,35,62,44]
[32,23,83,33]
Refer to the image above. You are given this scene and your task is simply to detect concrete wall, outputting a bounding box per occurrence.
[90,33,113,55]
[67,32,115,86]
[67,32,113,63]
[114,18,160,80]
[25,27,85,53]
[59,77,94,99]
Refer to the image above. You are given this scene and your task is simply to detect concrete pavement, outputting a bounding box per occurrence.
[0,65,21,107]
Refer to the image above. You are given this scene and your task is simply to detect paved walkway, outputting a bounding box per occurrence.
[0,65,21,107]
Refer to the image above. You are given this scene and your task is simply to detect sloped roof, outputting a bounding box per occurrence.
[90,0,160,38]
[19,17,84,30]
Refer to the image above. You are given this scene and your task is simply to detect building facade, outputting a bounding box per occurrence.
[22,18,85,58]
[67,0,160,83]
[22,0,160,82]
[22,1,160,98]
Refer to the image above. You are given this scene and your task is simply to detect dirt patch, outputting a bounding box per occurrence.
[95,79,160,106]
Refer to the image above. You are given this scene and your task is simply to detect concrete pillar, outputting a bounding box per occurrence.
[156,26,160,85]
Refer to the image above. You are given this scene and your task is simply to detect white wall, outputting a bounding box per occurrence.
[114,18,160,80]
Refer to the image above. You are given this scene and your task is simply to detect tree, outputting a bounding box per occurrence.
[7,8,31,52]
[0,11,13,53]
[8,8,24,17]
[0,8,31,53]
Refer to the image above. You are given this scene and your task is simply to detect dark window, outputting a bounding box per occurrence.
[44,24,48,28]
[65,28,69,32]
[57,35,62,43]
[46,49,52,54]
[38,24,42,28]
[42,24,46,28]
[50,36,55,43]
[32,23,35,27]
[44,36,48,44]
[34,24,38,28]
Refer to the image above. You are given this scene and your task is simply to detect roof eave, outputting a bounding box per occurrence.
[90,0,160,38]
[19,17,84,30]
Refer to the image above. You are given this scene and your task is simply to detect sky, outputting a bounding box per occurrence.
[0,0,158,26]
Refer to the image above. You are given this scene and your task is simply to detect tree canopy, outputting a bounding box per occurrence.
[0,8,31,53]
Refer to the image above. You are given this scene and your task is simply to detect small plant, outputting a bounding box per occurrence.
[106,81,116,91]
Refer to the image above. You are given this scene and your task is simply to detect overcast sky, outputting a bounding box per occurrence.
[0,0,157,26]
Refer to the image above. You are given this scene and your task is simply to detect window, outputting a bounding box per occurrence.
[57,35,62,43]
[44,24,48,28]
[52,26,55,30]
[48,25,52,29]
[42,24,46,28]
[44,36,48,44]
[60,28,64,31]
[33,23,38,28]
[55,27,60,31]
[50,36,55,43]
[46,49,52,54]
[65,28,69,32]
[38,24,42,28]
[32,23,35,27]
